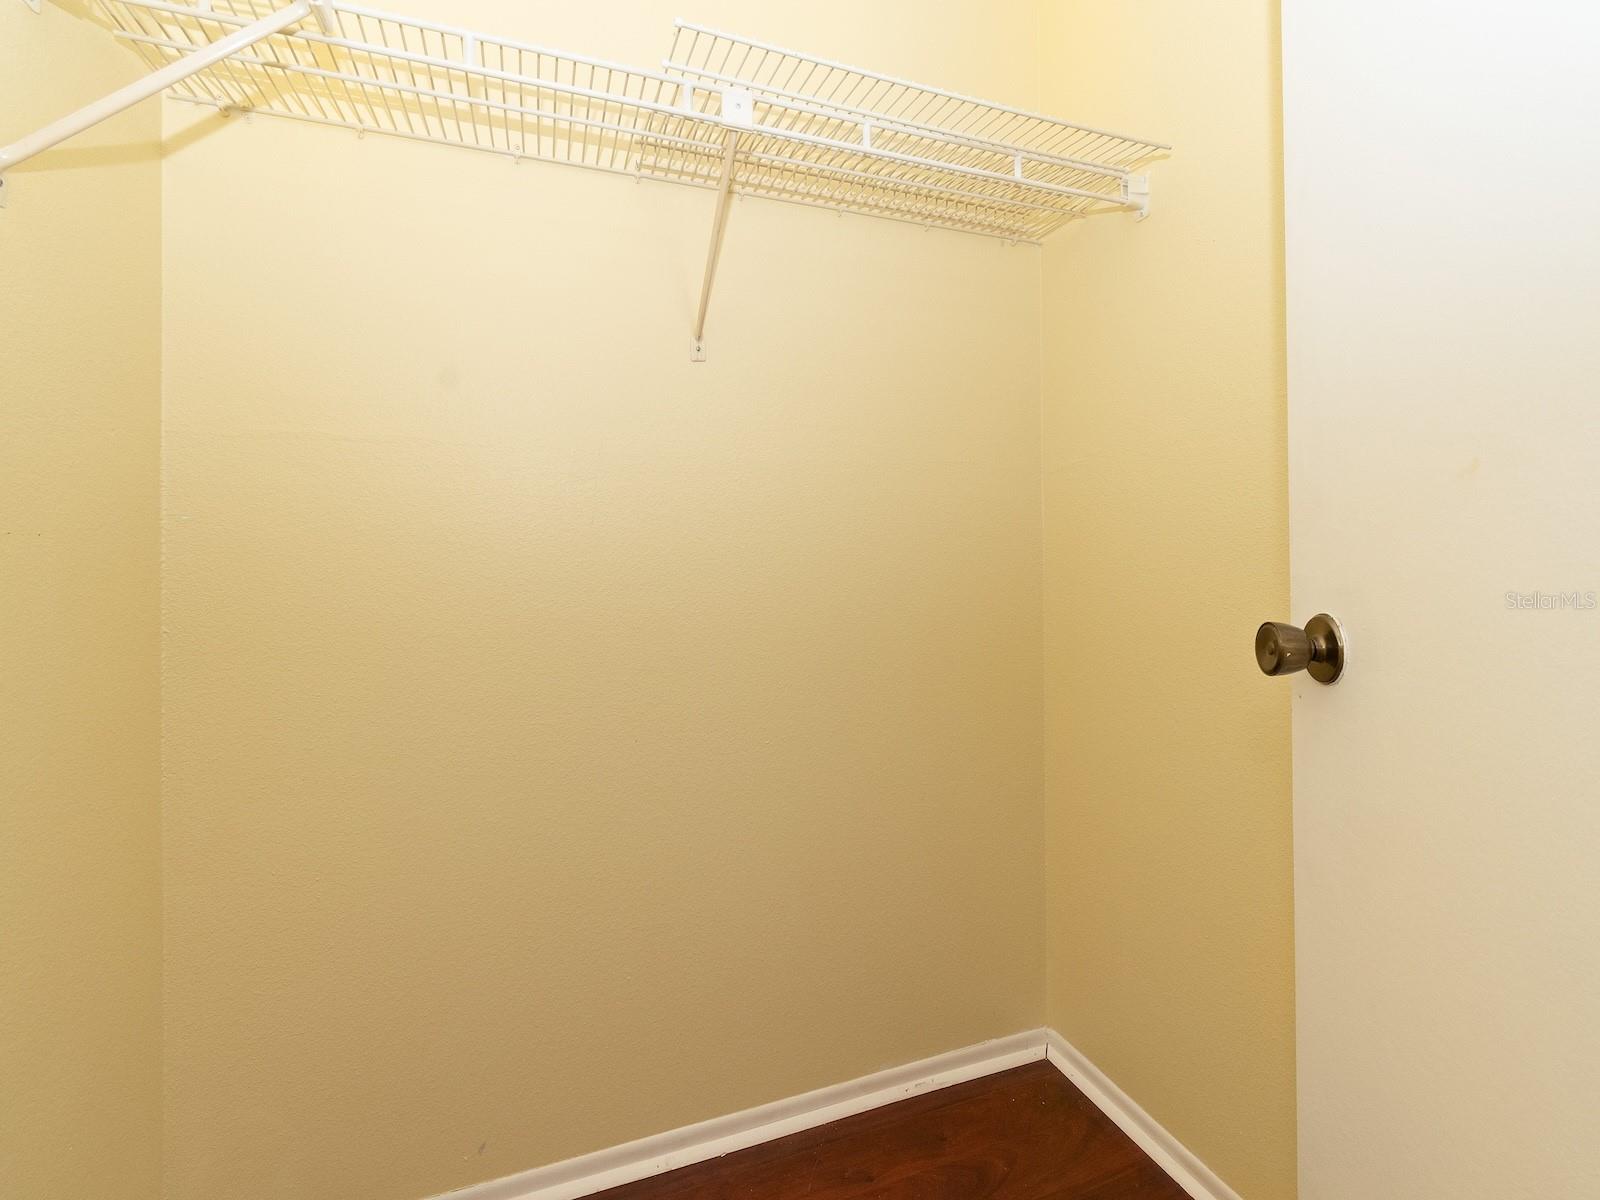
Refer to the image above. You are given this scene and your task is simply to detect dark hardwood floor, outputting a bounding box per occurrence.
[590,1060,1191,1200]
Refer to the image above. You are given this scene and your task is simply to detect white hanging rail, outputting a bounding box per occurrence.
[0,1,1167,356]
[0,0,315,173]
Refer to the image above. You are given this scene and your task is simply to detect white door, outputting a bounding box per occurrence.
[1283,6,1600,1197]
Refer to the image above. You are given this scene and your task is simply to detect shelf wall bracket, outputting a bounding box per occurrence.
[0,0,312,178]
[690,89,753,361]
[1126,173,1151,221]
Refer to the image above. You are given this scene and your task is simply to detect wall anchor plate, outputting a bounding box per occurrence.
[1126,173,1151,220]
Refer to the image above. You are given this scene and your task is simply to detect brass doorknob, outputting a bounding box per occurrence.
[1255,614,1345,684]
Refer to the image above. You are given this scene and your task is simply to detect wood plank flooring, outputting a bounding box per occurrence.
[590,1060,1192,1200]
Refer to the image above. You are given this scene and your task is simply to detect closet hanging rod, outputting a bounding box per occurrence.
[0,0,316,174]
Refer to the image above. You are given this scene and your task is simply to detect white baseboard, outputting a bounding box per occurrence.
[432,1027,1241,1200]
[433,1029,1048,1200]
[1043,1029,1244,1200]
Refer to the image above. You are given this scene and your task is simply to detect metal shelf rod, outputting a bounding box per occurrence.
[0,0,311,174]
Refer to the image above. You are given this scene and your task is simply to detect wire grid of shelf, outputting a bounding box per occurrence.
[90,0,1166,242]
[95,0,711,180]
[654,20,1168,239]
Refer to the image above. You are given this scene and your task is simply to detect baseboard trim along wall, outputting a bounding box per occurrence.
[432,1029,1241,1200]
[1043,1031,1245,1200]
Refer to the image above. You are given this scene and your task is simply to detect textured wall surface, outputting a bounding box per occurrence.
[1038,3,1296,1197]
[0,5,164,1198]
[157,4,1045,1198]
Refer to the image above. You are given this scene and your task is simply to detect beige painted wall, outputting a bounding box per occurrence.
[0,5,164,1198]
[1038,3,1295,1198]
[157,4,1044,1198]
[3,5,1299,1198]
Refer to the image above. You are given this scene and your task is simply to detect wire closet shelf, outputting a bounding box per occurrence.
[89,0,1168,242]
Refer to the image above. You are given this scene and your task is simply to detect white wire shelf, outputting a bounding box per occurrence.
[86,0,1166,242]
[656,20,1168,240]
[3,1,1166,352]
[94,0,709,180]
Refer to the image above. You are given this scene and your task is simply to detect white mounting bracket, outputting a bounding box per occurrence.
[19,0,42,13]
[690,339,707,362]
[721,87,755,127]
[0,176,9,208]
[1126,173,1151,221]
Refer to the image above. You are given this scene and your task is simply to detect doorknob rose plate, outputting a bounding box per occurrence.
[1255,613,1345,684]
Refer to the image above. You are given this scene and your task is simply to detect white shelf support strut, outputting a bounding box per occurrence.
[0,0,312,176]
[691,129,741,361]
[310,0,339,36]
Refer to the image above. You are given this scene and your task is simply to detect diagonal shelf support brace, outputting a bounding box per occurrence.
[690,129,740,361]
[0,0,313,179]
[690,89,753,362]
